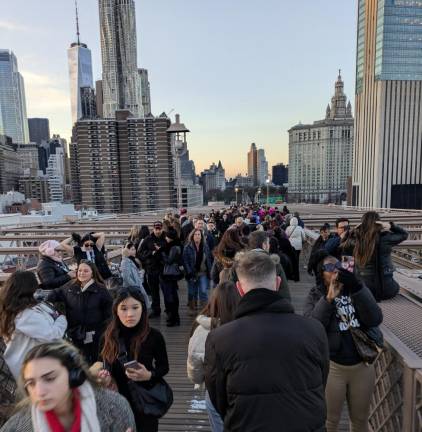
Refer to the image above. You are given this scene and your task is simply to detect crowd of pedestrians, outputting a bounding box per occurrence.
[0,204,408,432]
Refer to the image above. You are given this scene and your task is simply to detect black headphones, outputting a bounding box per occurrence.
[24,347,86,395]
[67,350,87,389]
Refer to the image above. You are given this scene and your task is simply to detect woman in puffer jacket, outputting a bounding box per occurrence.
[0,271,67,380]
[187,282,240,432]
[285,217,306,281]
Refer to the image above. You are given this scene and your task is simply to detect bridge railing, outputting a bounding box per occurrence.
[304,229,422,432]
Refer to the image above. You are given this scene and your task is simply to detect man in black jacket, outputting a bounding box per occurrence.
[204,251,329,432]
[139,221,166,317]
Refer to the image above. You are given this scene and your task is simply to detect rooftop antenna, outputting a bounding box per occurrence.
[75,0,80,45]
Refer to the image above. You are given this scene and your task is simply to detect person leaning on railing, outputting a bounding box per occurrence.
[59,232,112,281]
[353,211,408,301]
[37,240,76,290]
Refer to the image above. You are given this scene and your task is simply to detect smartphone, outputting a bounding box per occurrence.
[123,360,141,370]
[341,255,355,273]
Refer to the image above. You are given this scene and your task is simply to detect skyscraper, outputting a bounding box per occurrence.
[257,148,268,186]
[247,143,258,186]
[0,50,29,143]
[247,143,268,186]
[99,0,142,118]
[28,118,50,145]
[353,0,422,209]
[288,73,353,203]
[67,1,95,125]
[139,68,152,115]
[272,163,288,186]
[95,80,104,118]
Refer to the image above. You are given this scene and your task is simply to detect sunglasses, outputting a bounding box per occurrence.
[84,243,94,247]
[322,261,342,273]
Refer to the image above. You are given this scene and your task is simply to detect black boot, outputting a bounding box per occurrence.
[166,302,180,327]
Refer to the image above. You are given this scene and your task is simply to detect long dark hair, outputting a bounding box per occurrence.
[214,228,245,259]
[77,260,104,285]
[354,211,382,267]
[101,287,150,364]
[191,281,240,335]
[139,225,150,240]
[0,271,38,341]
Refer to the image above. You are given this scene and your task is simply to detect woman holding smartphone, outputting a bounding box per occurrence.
[304,250,383,432]
[97,287,169,432]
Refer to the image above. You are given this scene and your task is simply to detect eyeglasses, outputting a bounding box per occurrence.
[84,243,94,248]
[322,261,342,273]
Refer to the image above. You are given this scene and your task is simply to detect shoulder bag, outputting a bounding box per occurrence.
[118,339,173,418]
[339,315,382,364]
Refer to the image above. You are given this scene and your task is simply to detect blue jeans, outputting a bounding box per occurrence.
[188,274,210,302]
[205,391,224,432]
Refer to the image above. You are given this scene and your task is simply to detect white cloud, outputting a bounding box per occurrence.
[22,70,72,140]
[0,20,28,32]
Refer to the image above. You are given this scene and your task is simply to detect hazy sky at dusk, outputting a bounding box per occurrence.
[1,0,357,177]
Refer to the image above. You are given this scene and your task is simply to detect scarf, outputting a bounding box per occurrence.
[80,279,95,292]
[31,382,101,432]
[45,389,81,432]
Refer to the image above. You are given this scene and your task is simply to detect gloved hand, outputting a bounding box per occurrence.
[337,268,363,293]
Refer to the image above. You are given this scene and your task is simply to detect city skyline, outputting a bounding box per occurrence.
[1,0,356,177]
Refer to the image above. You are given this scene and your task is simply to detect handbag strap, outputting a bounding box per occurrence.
[287,226,297,239]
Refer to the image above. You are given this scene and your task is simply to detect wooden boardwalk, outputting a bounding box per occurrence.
[153,284,211,432]
[155,255,350,431]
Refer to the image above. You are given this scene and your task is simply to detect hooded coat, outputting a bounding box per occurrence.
[204,288,329,432]
[286,217,306,251]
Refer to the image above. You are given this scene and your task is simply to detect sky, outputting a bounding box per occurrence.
[1,0,357,178]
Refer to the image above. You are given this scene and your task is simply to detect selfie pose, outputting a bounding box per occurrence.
[0,341,136,432]
[304,251,383,432]
[98,287,170,432]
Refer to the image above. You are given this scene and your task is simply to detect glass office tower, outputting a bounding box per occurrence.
[353,0,422,209]
[68,42,94,125]
[0,50,29,143]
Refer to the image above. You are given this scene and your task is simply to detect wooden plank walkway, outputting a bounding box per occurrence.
[152,283,211,432]
[154,253,350,431]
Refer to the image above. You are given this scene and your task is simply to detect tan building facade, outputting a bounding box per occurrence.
[288,74,354,204]
[71,111,176,213]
